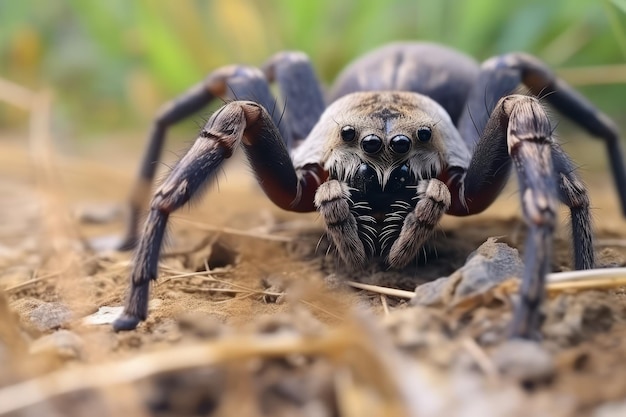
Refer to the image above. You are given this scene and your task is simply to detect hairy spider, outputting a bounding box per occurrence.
[112,42,626,338]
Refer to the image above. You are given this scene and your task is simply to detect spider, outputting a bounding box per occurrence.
[113,42,626,338]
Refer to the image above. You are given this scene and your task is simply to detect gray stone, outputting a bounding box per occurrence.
[491,339,554,382]
[412,238,523,307]
[594,400,626,417]
[82,306,124,325]
[30,330,84,360]
[29,301,72,331]
[454,237,523,298]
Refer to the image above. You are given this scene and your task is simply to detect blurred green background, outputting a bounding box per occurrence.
[1,0,625,142]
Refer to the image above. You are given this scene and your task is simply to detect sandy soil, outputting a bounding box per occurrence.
[1,134,626,417]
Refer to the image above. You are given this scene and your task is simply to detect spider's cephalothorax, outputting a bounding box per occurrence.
[111,42,626,339]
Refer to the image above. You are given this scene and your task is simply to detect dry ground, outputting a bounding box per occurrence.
[1,133,626,417]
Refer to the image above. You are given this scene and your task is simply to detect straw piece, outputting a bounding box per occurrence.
[0,333,349,414]
[346,268,626,300]
[346,281,414,299]
[171,217,294,242]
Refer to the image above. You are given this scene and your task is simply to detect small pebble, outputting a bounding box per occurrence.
[30,330,84,360]
[83,306,125,325]
[492,339,554,382]
[75,203,122,224]
[29,301,72,331]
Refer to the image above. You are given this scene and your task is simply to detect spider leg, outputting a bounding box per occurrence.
[120,81,215,250]
[121,52,326,250]
[456,94,561,339]
[458,53,626,216]
[508,102,557,340]
[262,51,326,145]
[120,66,276,249]
[314,180,367,269]
[114,101,322,331]
[387,179,451,268]
[551,145,594,270]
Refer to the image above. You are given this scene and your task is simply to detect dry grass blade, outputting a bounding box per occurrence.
[0,77,35,110]
[171,217,294,242]
[380,294,390,315]
[0,332,348,414]
[0,83,88,308]
[547,267,626,284]
[0,318,422,417]
[595,238,626,248]
[4,253,108,293]
[346,281,414,299]
[4,270,62,293]
[547,278,626,293]
[546,268,626,294]
[159,269,228,284]
[344,267,626,319]
[176,285,284,299]
[461,338,499,381]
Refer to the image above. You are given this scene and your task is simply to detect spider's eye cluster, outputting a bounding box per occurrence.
[417,127,432,142]
[340,125,429,154]
[341,125,356,142]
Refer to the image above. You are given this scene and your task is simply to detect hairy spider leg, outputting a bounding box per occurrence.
[451,53,596,271]
[120,81,215,250]
[449,61,599,337]
[113,102,323,331]
[502,96,559,339]
[551,146,594,270]
[456,95,573,339]
[458,53,626,216]
[121,53,326,249]
[314,180,368,268]
[262,51,326,146]
[386,178,451,268]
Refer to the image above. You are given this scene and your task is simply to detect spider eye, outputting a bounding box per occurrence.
[361,134,383,154]
[417,127,432,142]
[340,125,356,142]
[390,135,411,154]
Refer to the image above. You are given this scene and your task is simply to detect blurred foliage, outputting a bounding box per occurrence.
[0,0,625,139]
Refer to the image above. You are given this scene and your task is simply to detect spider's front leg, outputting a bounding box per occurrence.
[315,180,367,268]
[113,101,322,331]
[504,97,559,339]
[457,52,626,216]
[386,179,451,268]
[454,94,591,339]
